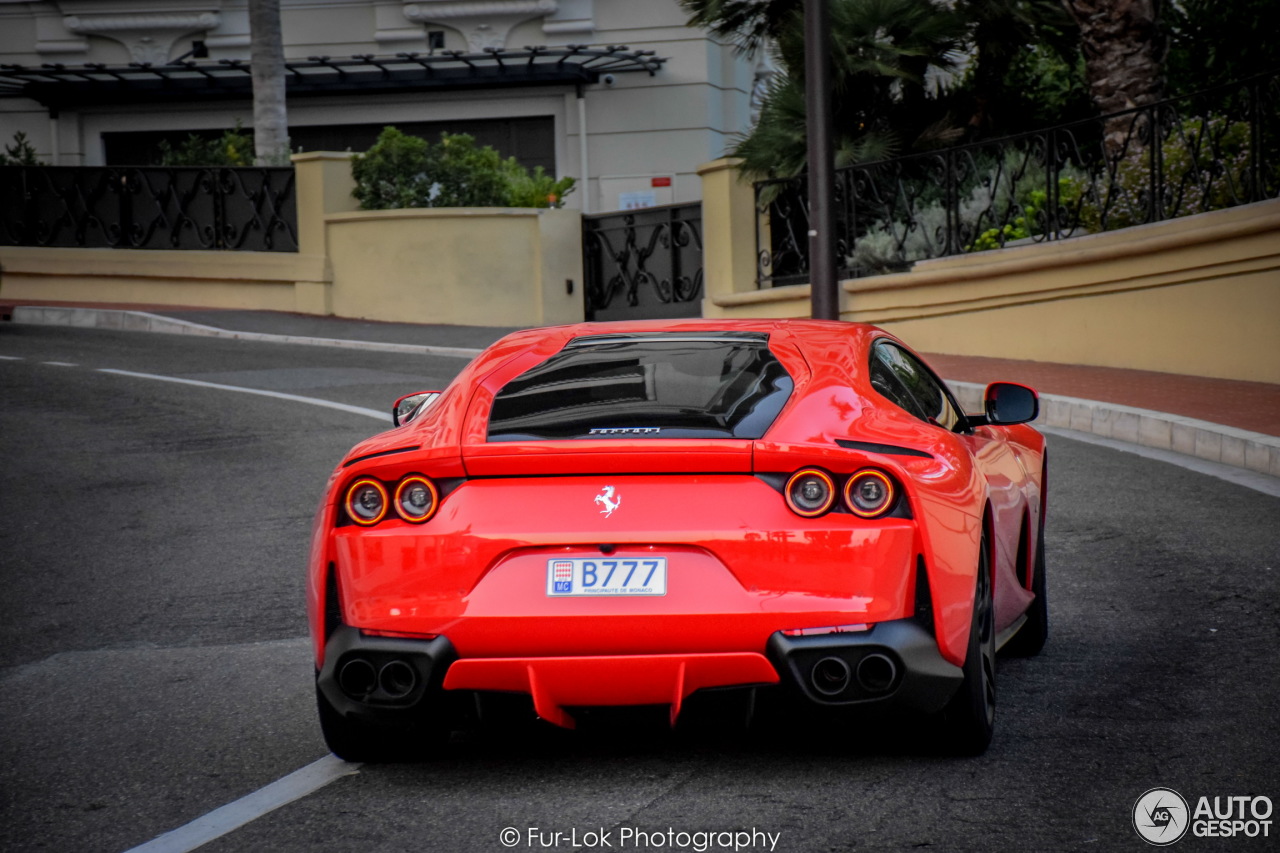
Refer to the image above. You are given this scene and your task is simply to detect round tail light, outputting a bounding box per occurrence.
[785,468,836,517]
[394,475,439,523]
[344,478,388,526]
[844,469,896,518]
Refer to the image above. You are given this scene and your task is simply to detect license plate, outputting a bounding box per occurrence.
[546,558,667,596]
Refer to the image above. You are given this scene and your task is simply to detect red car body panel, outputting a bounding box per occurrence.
[330,496,918,654]
[307,319,1046,732]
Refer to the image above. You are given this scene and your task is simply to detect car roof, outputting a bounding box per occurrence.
[493,318,886,356]
[337,320,906,467]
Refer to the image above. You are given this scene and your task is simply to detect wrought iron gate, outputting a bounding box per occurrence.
[582,202,703,321]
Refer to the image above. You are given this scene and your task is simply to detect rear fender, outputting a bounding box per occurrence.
[911,497,982,668]
[307,499,341,670]
[757,437,983,669]
[897,453,985,669]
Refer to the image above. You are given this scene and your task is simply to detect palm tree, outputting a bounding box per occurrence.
[954,0,1077,135]
[249,0,289,166]
[682,0,966,178]
[679,0,801,56]
[1165,0,1280,94]
[1061,0,1165,116]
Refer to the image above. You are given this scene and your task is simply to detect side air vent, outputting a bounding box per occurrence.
[342,446,420,468]
[835,439,932,459]
[324,563,343,641]
[914,554,934,633]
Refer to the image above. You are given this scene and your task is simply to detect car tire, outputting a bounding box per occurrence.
[940,535,996,756]
[316,685,422,763]
[1004,512,1048,657]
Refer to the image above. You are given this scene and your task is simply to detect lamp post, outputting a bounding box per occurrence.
[804,0,838,320]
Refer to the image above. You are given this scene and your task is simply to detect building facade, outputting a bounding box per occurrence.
[0,0,766,211]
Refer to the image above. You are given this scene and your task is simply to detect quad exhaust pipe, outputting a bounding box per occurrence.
[809,653,898,698]
[377,659,418,699]
[337,656,420,700]
[338,657,377,697]
[810,656,851,696]
[856,653,897,693]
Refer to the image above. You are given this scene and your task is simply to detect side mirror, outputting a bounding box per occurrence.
[392,391,442,426]
[984,382,1039,425]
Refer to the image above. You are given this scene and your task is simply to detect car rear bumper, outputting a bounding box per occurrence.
[317,618,962,729]
[316,626,457,726]
[442,652,779,728]
[765,619,962,714]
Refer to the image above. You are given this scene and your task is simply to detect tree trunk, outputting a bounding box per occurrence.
[249,0,289,166]
[1062,0,1165,151]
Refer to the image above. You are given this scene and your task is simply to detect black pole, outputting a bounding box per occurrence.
[804,0,838,320]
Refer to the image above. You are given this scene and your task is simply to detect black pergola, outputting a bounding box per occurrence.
[0,45,665,109]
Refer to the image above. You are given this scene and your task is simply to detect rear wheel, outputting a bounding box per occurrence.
[940,535,996,755]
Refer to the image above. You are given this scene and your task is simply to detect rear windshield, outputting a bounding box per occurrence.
[487,333,794,441]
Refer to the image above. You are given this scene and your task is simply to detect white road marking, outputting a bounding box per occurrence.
[98,368,389,422]
[0,354,24,360]
[57,367,383,850]
[122,755,360,853]
[41,360,77,366]
[80,369,382,849]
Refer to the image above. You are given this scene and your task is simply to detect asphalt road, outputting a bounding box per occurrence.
[1,323,1277,853]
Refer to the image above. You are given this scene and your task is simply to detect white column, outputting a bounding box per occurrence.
[577,89,590,214]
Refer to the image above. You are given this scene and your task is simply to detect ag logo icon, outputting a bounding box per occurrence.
[1134,787,1190,846]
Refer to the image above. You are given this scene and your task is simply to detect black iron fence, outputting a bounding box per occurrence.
[757,71,1280,287]
[583,202,703,321]
[0,166,297,252]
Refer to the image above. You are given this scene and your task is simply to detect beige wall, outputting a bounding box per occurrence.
[4,155,1275,383]
[326,207,583,327]
[0,244,329,314]
[700,161,1280,384]
[0,151,584,327]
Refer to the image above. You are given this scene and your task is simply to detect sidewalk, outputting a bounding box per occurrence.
[925,354,1280,438]
[4,301,1278,481]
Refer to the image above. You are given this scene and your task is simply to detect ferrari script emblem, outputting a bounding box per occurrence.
[593,485,622,517]
[588,427,661,435]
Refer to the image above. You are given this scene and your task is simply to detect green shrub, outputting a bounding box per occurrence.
[351,127,575,210]
[967,178,1085,252]
[848,151,1089,271]
[1078,114,1253,232]
[430,132,510,207]
[503,162,576,209]
[0,131,42,166]
[349,127,433,209]
[157,121,254,166]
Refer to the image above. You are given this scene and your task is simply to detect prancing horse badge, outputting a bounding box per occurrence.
[594,485,621,517]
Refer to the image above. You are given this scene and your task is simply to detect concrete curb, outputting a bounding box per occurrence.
[948,382,1280,481]
[10,304,1278,481]
[9,305,484,359]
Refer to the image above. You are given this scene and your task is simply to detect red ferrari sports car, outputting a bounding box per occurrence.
[308,319,1047,759]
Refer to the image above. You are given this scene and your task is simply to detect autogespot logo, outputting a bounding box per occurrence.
[1134,788,1191,846]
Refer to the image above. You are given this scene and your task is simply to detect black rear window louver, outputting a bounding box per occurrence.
[488,334,793,442]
